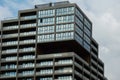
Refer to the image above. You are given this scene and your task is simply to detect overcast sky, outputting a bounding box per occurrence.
[0,0,120,80]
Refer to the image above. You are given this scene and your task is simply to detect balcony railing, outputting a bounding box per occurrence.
[19,63,35,68]
[20,15,37,20]
[19,55,35,60]
[2,49,17,54]
[19,47,35,53]
[20,31,36,36]
[55,60,73,65]
[0,72,16,78]
[1,57,17,62]
[20,23,36,29]
[55,68,73,74]
[2,41,18,46]
[1,65,17,70]
[3,33,18,38]
[19,39,35,44]
[3,25,18,30]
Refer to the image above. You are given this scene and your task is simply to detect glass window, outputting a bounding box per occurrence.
[84,27,91,37]
[56,7,74,15]
[84,18,92,30]
[56,15,74,24]
[75,17,83,30]
[38,17,54,26]
[76,8,83,21]
[39,9,55,17]
[38,26,54,34]
[56,32,74,40]
[38,34,54,42]
[84,41,91,52]
[75,33,83,45]
[84,34,91,44]
[75,25,83,37]
[56,24,74,32]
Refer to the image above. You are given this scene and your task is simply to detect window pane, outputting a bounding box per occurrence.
[56,7,74,15]
[38,26,54,34]
[56,32,74,40]
[56,24,74,32]
[76,8,83,21]
[84,41,91,52]
[38,34,54,42]
[39,9,55,17]
[38,18,54,26]
[56,15,74,24]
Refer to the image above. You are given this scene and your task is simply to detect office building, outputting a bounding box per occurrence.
[0,1,107,80]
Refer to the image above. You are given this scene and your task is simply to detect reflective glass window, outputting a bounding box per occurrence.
[56,15,74,24]
[56,24,74,32]
[38,26,54,34]
[38,34,54,42]
[38,18,54,26]
[39,9,55,17]
[56,32,74,40]
[56,7,74,15]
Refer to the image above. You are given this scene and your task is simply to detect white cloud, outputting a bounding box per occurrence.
[0,0,120,80]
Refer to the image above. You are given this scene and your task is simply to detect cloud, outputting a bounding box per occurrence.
[0,0,120,80]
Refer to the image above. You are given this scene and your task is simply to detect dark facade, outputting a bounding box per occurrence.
[0,1,107,80]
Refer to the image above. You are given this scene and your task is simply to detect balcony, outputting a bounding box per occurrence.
[36,69,53,76]
[2,41,18,46]
[19,47,35,53]
[55,68,73,74]
[20,15,37,20]
[91,59,97,66]
[2,49,17,54]
[98,64,104,71]
[2,33,18,39]
[55,76,72,80]
[55,59,73,66]
[1,65,17,71]
[20,23,36,29]
[19,39,35,45]
[92,44,98,51]
[1,57,17,62]
[18,71,34,77]
[0,72,16,79]
[91,66,97,73]
[18,63,35,69]
[83,68,90,75]
[19,55,35,61]
[91,73,97,80]
[20,31,36,37]
[37,61,53,68]
[3,25,18,31]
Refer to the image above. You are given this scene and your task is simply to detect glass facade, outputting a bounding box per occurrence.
[38,34,54,42]
[0,2,106,80]
[56,32,74,40]
[38,17,54,26]
[84,41,90,52]
[75,17,83,30]
[38,26,54,34]
[76,8,83,21]
[84,18,92,30]
[39,9,55,17]
[56,24,74,32]
[56,15,74,24]
[56,7,74,15]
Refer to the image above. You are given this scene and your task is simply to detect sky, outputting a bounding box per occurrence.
[0,0,120,80]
